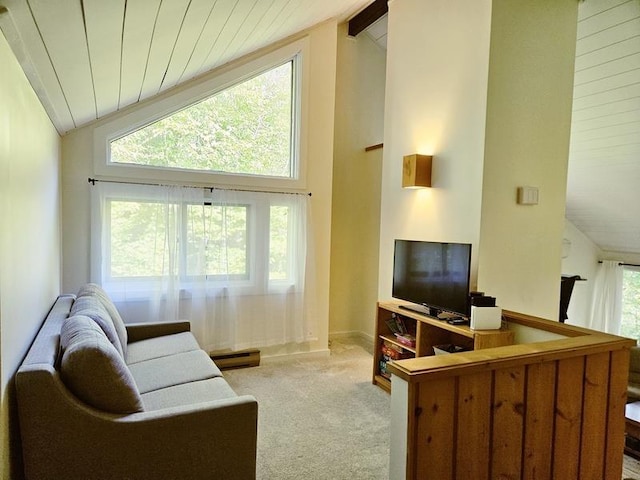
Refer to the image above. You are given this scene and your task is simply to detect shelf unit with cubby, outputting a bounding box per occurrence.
[373,300,515,392]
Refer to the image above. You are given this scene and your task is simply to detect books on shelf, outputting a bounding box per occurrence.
[379,339,413,379]
[385,313,408,335]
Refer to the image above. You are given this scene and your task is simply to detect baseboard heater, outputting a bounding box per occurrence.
[209,348,261,370]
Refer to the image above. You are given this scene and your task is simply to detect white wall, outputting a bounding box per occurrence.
[561,219,601,326]
[0,31,61,480]
[62,21,339,357]
[330,24,386,341]
[477,0,578,320]
[379,0,578,323]
[378,0,492,300]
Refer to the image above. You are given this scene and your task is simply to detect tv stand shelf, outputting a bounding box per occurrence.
[373,300,515,392]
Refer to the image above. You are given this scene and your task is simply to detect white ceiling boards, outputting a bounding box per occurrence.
[565,0,640,255]
[0,0,371,134]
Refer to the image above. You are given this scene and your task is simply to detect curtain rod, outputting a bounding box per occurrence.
[598,261,640,268]
[88,177,311,196]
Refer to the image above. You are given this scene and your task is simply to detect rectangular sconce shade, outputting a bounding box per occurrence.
[402,154,432,188]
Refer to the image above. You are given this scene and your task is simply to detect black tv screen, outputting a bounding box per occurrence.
[392,239,472,317]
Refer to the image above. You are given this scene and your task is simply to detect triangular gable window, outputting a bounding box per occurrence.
[109,60,296,179]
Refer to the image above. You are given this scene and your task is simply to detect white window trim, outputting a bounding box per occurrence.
[93,38,309,191]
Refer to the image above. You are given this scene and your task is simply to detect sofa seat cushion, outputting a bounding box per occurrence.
[141,377,238,411]
[60,315,144,414]
[70,295,124,358]
[128,350,223,394]
[77,283,128,357]
[126,332,200,365]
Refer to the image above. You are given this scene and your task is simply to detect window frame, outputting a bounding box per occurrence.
[99,186,301,295]
[93,38,308,191]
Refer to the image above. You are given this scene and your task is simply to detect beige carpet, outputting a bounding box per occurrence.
[224,338,640,480]
[625,454,640,480]
[224,339,390,480]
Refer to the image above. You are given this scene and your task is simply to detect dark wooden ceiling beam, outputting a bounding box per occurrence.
[348,0,388,37]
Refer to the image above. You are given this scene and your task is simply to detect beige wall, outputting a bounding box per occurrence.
[62,21,338,357]
[379,0,578,321]
[330,24,386,341]
[478,0,578,320]
[378,0,492,299]
[0,32,61,480]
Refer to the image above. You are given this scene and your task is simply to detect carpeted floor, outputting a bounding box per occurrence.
[224,338,640,480]
[625,454,640,480]
[224,339,390,480]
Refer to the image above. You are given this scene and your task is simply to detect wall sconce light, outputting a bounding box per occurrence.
[402,154,432,188]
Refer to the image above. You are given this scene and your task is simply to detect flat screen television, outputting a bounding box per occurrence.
[392,239,472,317]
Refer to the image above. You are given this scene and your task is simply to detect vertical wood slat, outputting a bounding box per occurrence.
[579,351,611,480]
[491,366,526,479]
[604,348,630,480]
[523,362,556,480]
[416,378,456,480]
[455,371,492,480]
[553,356,585,479]
[405,346,632,480]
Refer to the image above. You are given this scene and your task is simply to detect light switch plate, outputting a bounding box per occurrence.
[517,186,539,205]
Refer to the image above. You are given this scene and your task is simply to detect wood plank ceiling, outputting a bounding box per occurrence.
[565,0,640,255]
[0,0,371,134]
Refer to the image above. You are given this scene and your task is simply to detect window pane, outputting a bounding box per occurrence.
[109,200,170,278]
[621,268,640,341]
[270,205,289,280]
[186,204,248,278]
[110,61,294,177]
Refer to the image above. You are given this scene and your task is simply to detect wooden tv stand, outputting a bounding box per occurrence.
[373,300,514,392]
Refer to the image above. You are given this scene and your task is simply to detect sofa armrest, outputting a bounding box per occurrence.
[125,321,191,342]
[109,395,259,479]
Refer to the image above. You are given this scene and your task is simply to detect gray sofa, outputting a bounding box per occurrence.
[16,284,258,480]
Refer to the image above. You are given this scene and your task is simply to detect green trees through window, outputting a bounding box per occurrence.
[620,268,640,342]
[110,61,294,178]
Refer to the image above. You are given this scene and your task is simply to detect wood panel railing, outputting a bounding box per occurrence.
[387,312,634,480]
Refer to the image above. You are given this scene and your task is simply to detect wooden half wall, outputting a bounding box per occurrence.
[387,311,635,480]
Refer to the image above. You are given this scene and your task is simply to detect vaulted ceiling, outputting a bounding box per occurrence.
[565,0,640,256]
[1,0,639,256]
[0,0,371,134]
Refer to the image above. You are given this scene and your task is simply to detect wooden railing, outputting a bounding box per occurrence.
[387,311,635,480]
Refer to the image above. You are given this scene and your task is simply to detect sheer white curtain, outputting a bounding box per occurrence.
[588,260,623,334]
[90,181,316,351]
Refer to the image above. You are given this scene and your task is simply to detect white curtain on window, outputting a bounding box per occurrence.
[90,182,317,351]
[588,260,623,334]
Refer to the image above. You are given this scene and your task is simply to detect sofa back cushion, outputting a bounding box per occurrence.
[60,315,143,414]
[77,283,128,356]
[71,295,124,358]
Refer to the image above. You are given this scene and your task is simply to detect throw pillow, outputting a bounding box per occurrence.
[77,283,129,356]
[71,295,124,358]
[60,315,143,414]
